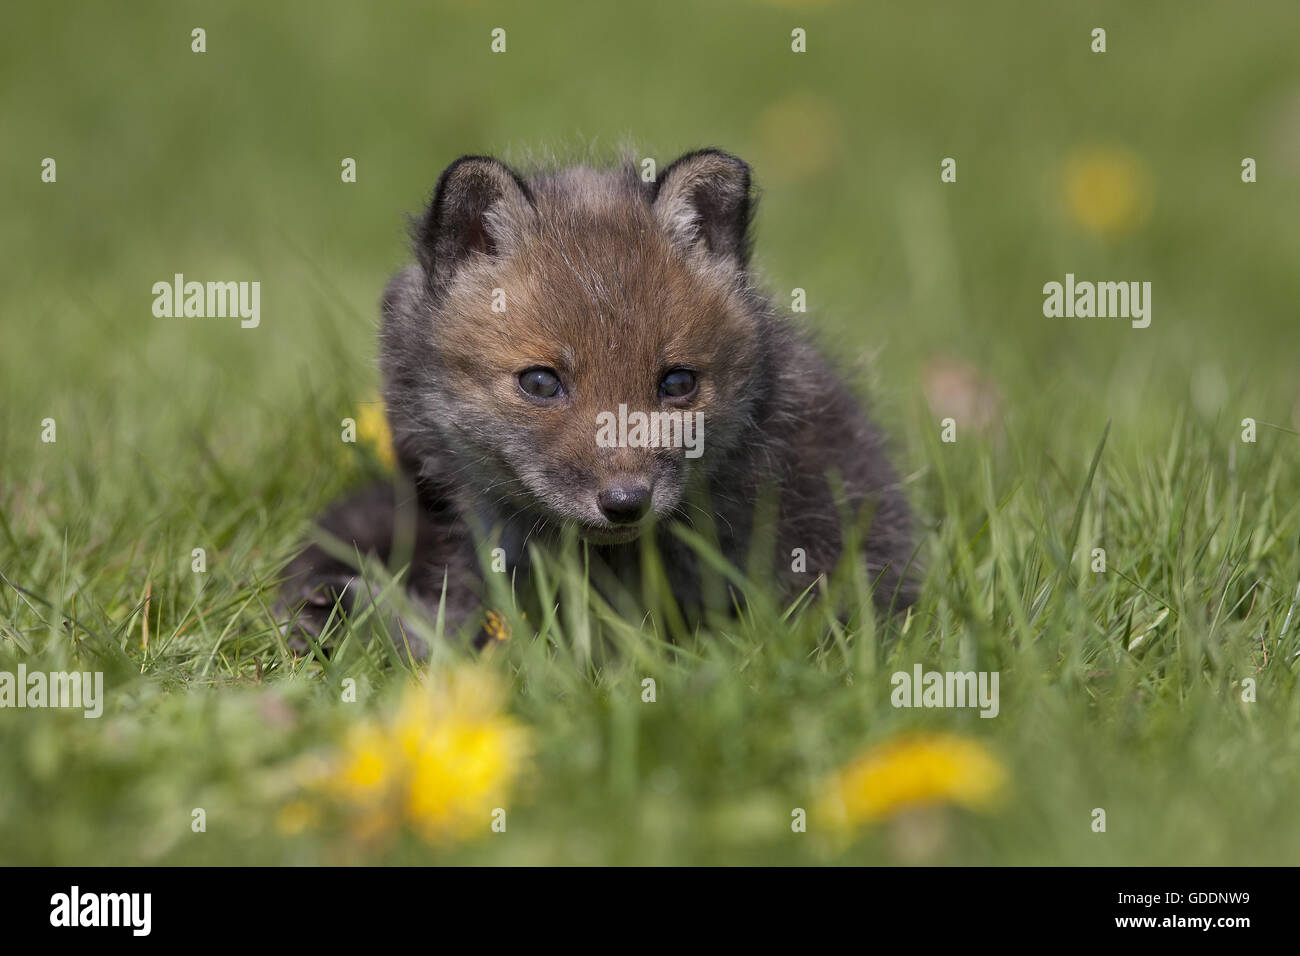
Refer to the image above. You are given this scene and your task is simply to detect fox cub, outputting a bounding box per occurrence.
[283,149,916,650]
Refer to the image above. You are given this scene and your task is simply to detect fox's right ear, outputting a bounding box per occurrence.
[414,156,535,288]
[652,149,754,268]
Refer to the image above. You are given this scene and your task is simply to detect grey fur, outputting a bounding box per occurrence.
[281,149,917,649]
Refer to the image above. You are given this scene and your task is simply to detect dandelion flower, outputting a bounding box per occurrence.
[355,397,396,469]
[482,609,512,643]
[820,732,1007,829]
[316,667,531,846]
[754,93,840,182]
[1061,146,1153,237]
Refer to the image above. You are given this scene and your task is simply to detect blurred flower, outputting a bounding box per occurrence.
[754,93,840,182]
[302,667,531,847]
[922,355,1002,436]
[483,609,511,643]
[820,732,1007,830]
[1061,146,1153,237]
[355,396,395,469]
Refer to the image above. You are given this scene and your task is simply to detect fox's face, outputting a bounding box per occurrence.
[382,151,767,544]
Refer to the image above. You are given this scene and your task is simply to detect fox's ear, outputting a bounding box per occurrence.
[652,149,753,268]
[415,155,535,288]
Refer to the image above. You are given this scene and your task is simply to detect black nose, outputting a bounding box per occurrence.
[597,483,651,524]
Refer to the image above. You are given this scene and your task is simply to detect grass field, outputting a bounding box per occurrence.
[2,1,1299,865]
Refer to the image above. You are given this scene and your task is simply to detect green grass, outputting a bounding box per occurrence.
[2,0,1299,865]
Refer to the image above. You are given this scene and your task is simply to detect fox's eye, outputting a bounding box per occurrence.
[659,368,697,400]
[518,367,564,400]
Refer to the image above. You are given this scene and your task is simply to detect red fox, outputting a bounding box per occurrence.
[283,149,916,651]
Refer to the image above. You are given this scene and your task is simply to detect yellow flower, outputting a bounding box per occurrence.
[1061,146,1153,237]
[335,722,400,799]
[754,93,840,182]
[316,667,531,847]
[482,609,511,643]
[820,732,1007,829]
[355,397,396,469]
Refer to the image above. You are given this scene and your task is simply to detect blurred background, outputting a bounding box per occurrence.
[2,0,1299,865]
[4,0,1299,437]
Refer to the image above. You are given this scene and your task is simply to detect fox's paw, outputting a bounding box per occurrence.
[277,572,360,654]
[279,573,433,662]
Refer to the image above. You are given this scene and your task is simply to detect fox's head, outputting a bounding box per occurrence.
[381,150,773,545]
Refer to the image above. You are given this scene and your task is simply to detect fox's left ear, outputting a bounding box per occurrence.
[652,149,754,268]
[415,155,536,290]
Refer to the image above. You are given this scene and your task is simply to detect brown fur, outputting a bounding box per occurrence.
[282,150,916,651]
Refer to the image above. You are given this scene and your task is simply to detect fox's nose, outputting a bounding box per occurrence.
[597,482,652,524]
